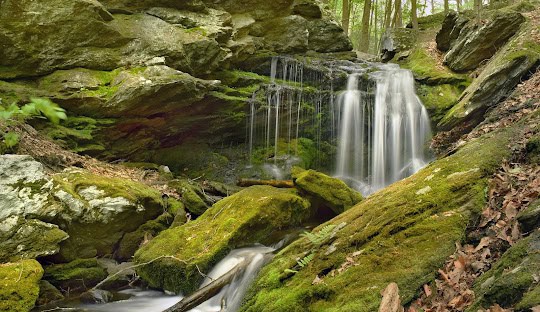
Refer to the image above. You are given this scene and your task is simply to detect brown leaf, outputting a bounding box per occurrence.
[423,284,432,297]
[474,237,492,252]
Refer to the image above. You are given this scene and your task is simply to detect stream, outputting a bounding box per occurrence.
[56,245,275,312]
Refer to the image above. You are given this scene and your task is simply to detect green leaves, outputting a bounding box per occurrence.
[297,253,314,268]
[300,224,336,245]
[0,97,66,150]
[3,132,19,148]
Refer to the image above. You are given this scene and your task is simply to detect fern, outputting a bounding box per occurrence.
[300,224,336,245]
[0,98,66,149]
[297,253,314,268]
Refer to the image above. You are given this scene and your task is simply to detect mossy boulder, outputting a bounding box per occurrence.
[436,11,470,52]
[0,155,69,262]
[444,11,525,72]
[467,230,540,311]
[36,280,64,306]
[439,15,540,130]
[134,185,312,294]
[241,118,516,311]
[292,168,363,215]
[0,259,43,312]
[49,169,164,262]
[380,28,418,62]
[115,213,175,261]
[169,180,213,216]
[43,258,108,293]
[517,199,540,234]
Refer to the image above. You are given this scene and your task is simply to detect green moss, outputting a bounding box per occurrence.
[400,48,470,85]
[241,122,515,312]
[417,83,466,124]
[134,185,312,294]
[516,284,540,310]
[292,168,363,214]
[467,231,540,311]
[0,260,43,312]
[44,258,107,292]
[169,180,211,216]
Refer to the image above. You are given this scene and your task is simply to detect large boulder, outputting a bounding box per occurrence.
[443,11,525,72]
[0,0,128,79]
[438,16,539,130]
[43,258,108,293]
[0,155,69,262]
[0,154,166,263]
[292,168,363,214]
[0,259,43,312]
[435,11,470,52]
[307,19,354,53]
[134,185,312,294]
[380,28,418,62]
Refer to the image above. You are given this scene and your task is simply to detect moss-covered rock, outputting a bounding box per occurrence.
[444,11,526,72]
[439,14,540,130]
[0,259,43,312]
[134,185,312,294]
[115,213,175,261]
[241,118,516,312]
[43,258,108,293]
[517,198,540,235]
[292,168,363,214]
[467,230,540,311]
[169,180,212,216]
[36,280,64,306]
[49,169,164,262]
[435,11,470,52]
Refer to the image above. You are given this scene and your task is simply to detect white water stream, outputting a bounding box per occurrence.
[73,246,274,312]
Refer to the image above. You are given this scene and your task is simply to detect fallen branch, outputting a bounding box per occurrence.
[237,179,294,188]
[164,261,247,312]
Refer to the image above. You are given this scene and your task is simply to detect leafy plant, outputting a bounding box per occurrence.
[0,98,66,149]
[297,253,314,268]
[300,224,336,245]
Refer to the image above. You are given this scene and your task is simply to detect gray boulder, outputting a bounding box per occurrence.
[436,11,470,52]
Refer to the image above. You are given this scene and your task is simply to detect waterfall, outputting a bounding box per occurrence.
[335,67,432,194]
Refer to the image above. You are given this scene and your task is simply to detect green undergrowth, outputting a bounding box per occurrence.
[241,122,515,312]
[134,185,312,294]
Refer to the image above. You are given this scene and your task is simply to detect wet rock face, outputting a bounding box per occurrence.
[443,11,526,72]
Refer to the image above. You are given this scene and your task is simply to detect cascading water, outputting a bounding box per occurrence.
[335,65,432,194]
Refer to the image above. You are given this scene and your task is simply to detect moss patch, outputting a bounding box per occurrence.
[417,83,467,124]
[44,258,107,293]
[134,185,312,294]
[400,48,470,85]
[241,122,514,312]
[0,259,43,312]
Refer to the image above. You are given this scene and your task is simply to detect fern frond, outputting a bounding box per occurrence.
[301,224,336,245]
[297,253,314,268]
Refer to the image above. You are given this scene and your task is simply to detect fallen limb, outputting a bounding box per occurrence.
[164,261,246,312]
[237,179,294,188]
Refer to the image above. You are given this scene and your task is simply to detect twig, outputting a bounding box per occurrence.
[16,261,23,283]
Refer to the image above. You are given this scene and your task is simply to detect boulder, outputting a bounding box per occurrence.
[467,230,540,311]
[36,280,64,306]
[170,180,213,216]
[43,258,108,293]
[438,17,539,130]
[517,199,540,234]
[0,155,69,262]
[49,169,164,262]
[292,168,363,214]
[257,16,310,53]
[134,185,312,294]
[307,19,353,52]
[0,259,43,312]
[293,0,323,18]
[435,11,470,52]
[0,0,128,79]
[380,28,418,62]
[444,11,525,72]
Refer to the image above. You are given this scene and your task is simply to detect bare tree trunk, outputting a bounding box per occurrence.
[359,0,373,52]
[430,0,435,14]
[373,0,379,53]
[456,0,461,11]
[474,0,482,19]
[342,0,351,35]
[411,0,418,29]
[444,0,449,13]
[392,0,402,28]
[384,0,393,29]
[421,0,427,16]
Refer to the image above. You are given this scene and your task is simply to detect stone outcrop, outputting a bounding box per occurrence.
[435,11,470,52]
[443,11,525,72]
